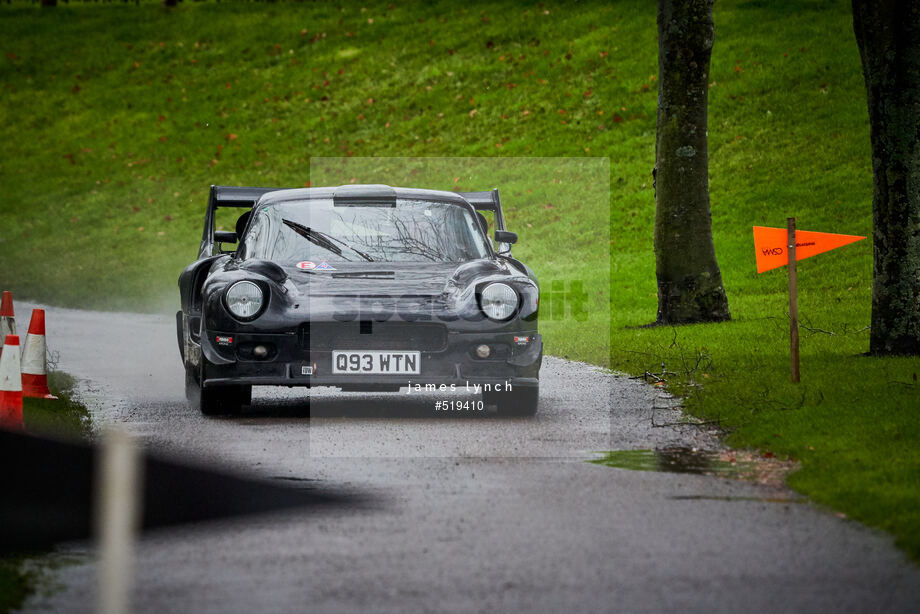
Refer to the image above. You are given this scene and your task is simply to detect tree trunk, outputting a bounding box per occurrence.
[852,1,920,356]
[41,0,57,6]
[653,0,730,325]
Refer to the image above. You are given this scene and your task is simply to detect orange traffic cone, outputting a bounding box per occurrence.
[21,309,57,400]
[0,334,24,430]
[0,291,15,359]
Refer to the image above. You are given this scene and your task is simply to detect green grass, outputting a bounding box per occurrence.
[1,0,918,561]
[0,553,88,614]
[22,370,93,438]
[0,558,33,614]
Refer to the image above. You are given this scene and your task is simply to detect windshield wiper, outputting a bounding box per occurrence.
[281,219,374,262]
[283,219,344,257]
[315,229,375,262]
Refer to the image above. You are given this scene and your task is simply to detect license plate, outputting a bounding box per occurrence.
[332,351,421,374]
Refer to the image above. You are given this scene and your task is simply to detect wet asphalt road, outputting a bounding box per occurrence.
[20,303,920,613]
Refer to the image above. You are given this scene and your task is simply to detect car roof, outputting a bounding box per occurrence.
[255,184,472,207]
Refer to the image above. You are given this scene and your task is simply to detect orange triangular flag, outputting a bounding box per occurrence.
[753,226,865,273]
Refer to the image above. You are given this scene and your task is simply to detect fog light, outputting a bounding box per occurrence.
[476,344,491,358]
[253,345,268,359]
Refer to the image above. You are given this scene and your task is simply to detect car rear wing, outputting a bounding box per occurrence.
[458,189,507,231]
[459,189,517,255]
[199,185,282,258]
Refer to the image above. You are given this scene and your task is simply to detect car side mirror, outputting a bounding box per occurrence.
[215,231,238,244]
[494,230,518,245]
[215,231,238,254]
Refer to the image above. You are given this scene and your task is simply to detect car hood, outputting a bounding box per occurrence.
[277,259,511,297]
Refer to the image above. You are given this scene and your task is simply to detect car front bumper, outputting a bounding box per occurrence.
[198,328,542,391]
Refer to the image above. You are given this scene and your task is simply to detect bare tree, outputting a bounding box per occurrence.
[653,0,730,325]
[852,0,920,355]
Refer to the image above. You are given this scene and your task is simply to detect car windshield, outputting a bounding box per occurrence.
[241,198,491,263]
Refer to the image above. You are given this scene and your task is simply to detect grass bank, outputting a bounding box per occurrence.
[1,1,918,560]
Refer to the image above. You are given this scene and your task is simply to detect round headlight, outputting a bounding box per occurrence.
[480,283,518,321]
[226,281,265,319]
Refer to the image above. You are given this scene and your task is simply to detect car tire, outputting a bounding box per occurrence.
[176,311,185,362]
[483,384,539,416]
[199,386,244,417]
[190,361,251,416]
[184,367,198,401]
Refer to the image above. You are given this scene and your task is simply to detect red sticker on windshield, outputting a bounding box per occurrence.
[296,261,316,270]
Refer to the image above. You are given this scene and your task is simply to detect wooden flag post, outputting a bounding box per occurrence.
[787,218,800,383]
[753,222,865,384]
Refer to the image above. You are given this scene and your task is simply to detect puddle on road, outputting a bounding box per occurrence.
[669,495,796,503]
[591,447,797,489]
[591,447,750,476]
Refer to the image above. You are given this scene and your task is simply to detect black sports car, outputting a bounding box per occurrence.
[177,184,542,416]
